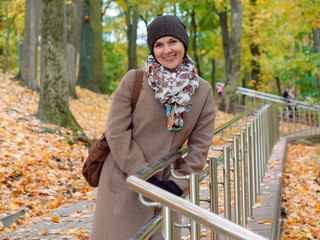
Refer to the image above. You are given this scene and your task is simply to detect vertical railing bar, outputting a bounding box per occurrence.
[246,125,253,217]
[280,107,284,136]
[162,206,175,240]
[304,109,307,133]
[299,107,301,135]
[254,117,260,195]
[240,131,248,227]
[209,157,220,240]
[250,121,257,203]
[189,173,200,240]
[233,137,241,225]
[224,146,231,221]
[293,104,296,135]
[286,104,289,134]
[308,109,311,134]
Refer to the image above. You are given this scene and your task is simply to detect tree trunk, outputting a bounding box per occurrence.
[191,10,201,77]
[126,2,139,71]
[37,0,82,133]
[66,0,84,99]
[211,58,216,93]
[14,37,22,80]
[313,27,320,94]
[219,11,230,80]
[275,77,281,96]
[219,0,242,114]
[250,43,261,90]
[3,6,15,74]
[89,0,105,93]
[249,0,261,90]
[21,0,41,90]
[77,1,94,90]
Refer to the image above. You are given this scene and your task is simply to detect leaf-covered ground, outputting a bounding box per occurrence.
[280,143,320,240]
[0,72,235,235]
[0,73,109,234]
[2,72,319,239]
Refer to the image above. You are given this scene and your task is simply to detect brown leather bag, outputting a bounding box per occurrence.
[82,69,143,187]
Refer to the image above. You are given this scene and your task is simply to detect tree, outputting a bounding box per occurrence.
[248,0,261,90]
[3,2,16,74]
[21,0,41,90]
[66,0,84,98]
[313,27,320,94]
[125,0,139,70]
[190,9,202,77]
[37,0,82,133]
[78,0,105,93]
[208,0,242,113]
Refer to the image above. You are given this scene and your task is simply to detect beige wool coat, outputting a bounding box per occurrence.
[91,69,217,240]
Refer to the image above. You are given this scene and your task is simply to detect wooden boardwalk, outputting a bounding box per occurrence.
[247,137,286,239]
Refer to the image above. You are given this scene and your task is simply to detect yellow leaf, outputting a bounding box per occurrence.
[51,216,60,223]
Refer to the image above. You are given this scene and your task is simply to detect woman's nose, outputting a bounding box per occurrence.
[163,44,172,54]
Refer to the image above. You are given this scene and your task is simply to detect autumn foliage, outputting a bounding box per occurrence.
[0,73,107,233]
[2,72,318,238]
[280,143,320,239]
[0,72,234,234]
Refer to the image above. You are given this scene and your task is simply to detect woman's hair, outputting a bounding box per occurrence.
[147,15,189,57]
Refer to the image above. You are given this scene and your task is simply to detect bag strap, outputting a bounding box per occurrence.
[131,69,143,111]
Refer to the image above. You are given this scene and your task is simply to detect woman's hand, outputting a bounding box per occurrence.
[147,177,183,196]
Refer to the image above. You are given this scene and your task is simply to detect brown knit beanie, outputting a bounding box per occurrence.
[147,15,189,57]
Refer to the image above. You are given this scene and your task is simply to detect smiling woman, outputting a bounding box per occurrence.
[90,15,217,240]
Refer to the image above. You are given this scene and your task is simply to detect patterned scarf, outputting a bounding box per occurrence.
[144,54,199,130]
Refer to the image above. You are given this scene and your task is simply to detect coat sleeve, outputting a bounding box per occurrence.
[105,69,149,176]
[168,85,217,192]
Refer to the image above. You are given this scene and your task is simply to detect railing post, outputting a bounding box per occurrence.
[249,121,257,203]
[162,206,175,240]
[246,125,253,217]
[280,106,284,135]
[233,137,241,225]
[308,109,312,134]
[189,173,200,240]
[209,157,220,240]
[299,107,301,134]
[223,146,231,221]
[254,118,260,195]
[240,131,248,226]
[318,109,320,132]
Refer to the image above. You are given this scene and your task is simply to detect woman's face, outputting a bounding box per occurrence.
[153,36,185,71]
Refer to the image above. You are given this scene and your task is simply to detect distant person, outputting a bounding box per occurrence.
[283,87,289,101]
[90,15,217,240]
[217,85,224,97]
[289,88,297,115]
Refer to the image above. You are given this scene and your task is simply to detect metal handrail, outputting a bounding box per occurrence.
[126,176,267,240]
[126,102,269,240]
[216,82,320,111]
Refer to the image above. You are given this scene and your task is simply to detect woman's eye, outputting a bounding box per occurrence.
[155,43,162,48]
[170,40,177,44]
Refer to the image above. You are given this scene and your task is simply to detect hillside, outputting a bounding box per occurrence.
[0,73,234,233]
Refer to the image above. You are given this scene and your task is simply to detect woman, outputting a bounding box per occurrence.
[91,15,217,240]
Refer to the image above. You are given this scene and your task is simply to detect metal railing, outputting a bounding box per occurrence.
[126,101,281,240]
[216,82,320,137]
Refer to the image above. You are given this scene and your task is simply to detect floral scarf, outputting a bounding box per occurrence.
[144,54,199,130]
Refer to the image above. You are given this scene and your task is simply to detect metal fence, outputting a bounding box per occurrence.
[126,85,320,239]
[126,101,281,240]
[216,82,320,137]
